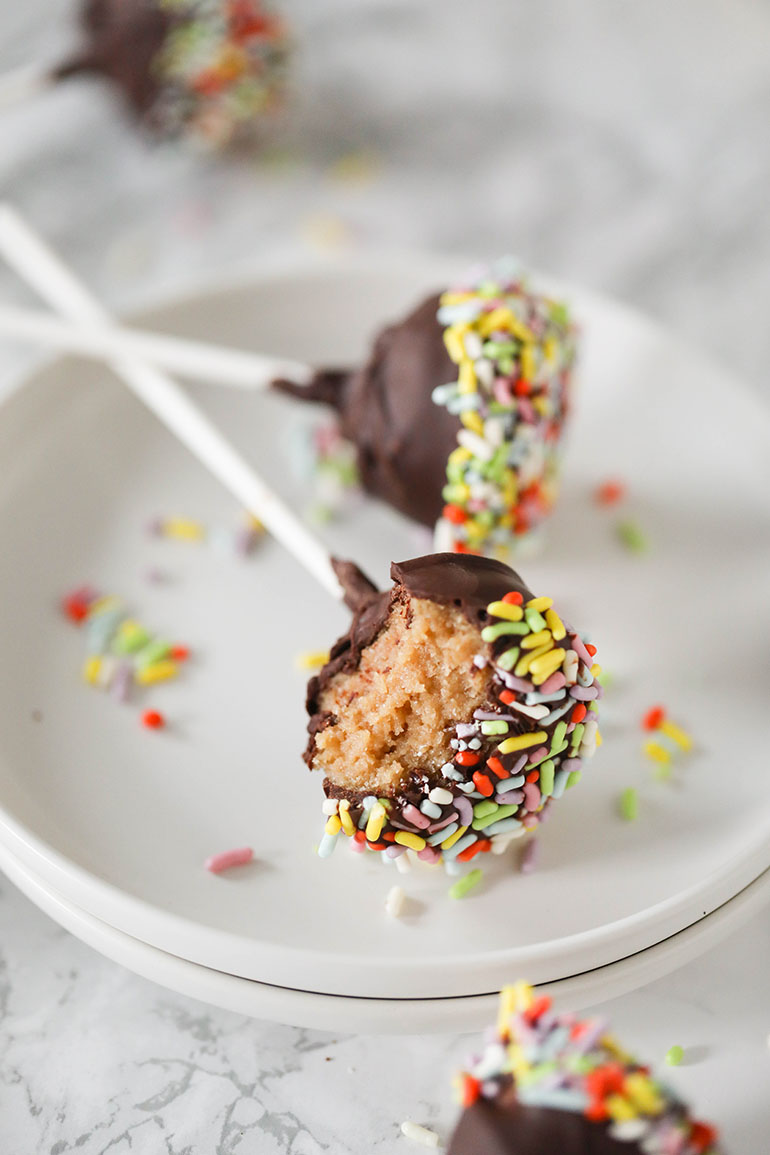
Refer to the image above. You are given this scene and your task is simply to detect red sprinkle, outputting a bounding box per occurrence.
[457,838,491,862]
[526,770,539,783]
[571,703,587,724]
[142,710,165,730]
[382,831,396,842]
[354,830,367,844]
[514,378,531,396]
[472,771,494,797]
[502,591,523,605]
[690,1123,719,1153]
[486,756,509,779]
[523,994,552,1024]
[442,503,467,525]
[170,645,190,661]
[461,1074,481,1108]
[595,478,626,506]
[585,643,597,657]
[642,705,666,731]
[62,595,90,624]
[499,690,515,706]
[455,750,480,767]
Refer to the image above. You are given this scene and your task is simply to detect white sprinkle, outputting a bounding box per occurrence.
[400,1121,440,1147]
[510,701,550,721]
[474,357,495,388]
[473,654,488,669]
[433,518,455,553]
[463,332,483,360]
[321,799,339,815]
[395,853,411,874]
[429,787,453,805]
[457,429,494,462]
[385,885,406,918]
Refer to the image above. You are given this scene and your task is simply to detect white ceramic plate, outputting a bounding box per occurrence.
[0,255,768,1001]
[2,834,768,1034]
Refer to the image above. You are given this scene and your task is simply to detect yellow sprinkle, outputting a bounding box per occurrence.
[544,608,566,640]
[327,149,379,185]
[460,410,485,436]
[87,595,122,618]
[509,317,536,344]
[520,345,536,382]
[497,982,534,1037]
[531,649,567,686]
[163,518,206,541]
[624,1073,664,1115]
[591,663,602,677]
[458,360,478,393]
[543,336,557,363]
[529,647,566,677]
[365,802,386,842]
[644,740,671,765]
[525,596,553,612]
[294,649,330,671]
[443,325,468,363]
[605,1095,637,1123]
[83,656,102,685]
[520,629,552,650]
[660,719,693,751]
[596,729,603,746]
[532,395,552,418]
[135,659,179,685]
[338,800,355,836]
[486,600,524,622]
[394,831,426,851]
[601,1034,634,1065]
[498,731,547,754]
[448,446,473,467]
[325,815,342,836]
[441,292,474,306]
[441,825,468,851]
[514,642,554,676]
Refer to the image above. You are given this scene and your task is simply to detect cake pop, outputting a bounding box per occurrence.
[276,260,577,557]
[310,552,601,866]
[449,983,722,1154]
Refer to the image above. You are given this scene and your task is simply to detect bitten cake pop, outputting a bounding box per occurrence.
[309,552,601,866]
[276,260,577,556]
[449,983,722,1155]
[10,0,289,147]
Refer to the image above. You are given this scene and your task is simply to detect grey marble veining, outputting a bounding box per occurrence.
[0,1,768,1151]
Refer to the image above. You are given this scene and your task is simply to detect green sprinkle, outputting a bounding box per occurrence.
[619,787,638,821]
[481,720,509,736]
[112,623,151,656]
[473,800,498,820]
[665,1045,684,1066]
[496,647,521,671]
[135,639,171,668]
[524,608,547,631]
[552,720,568,748]
[616,519,649,554]
[597,670,612,688]
[481,621,529,642]
[653,763,672,782]
[539,761,555,796]
[566,770,582,790]
[448,868,483,899]
[569,723,585,754]
[473,803,518,830]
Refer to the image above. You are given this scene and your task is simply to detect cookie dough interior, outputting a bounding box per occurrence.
[314,597,492,793]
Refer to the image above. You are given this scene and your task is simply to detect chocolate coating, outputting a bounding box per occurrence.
[305,552,532,765]
[449,1096,633,1155]
[275,293,459,527]
[56,0,174,118]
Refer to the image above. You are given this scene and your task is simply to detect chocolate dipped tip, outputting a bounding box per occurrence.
[272,369,351,412]
[330,557,380,612]
[392,553,535,619]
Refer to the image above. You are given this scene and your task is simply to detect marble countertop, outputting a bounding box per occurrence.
[0,0,768,1151]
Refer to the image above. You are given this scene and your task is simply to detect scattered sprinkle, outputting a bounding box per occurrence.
[400,1121,440,1148]
[204,847,254,874]
[616,519,649,554]
[385,885,406,918]
[149,512,265,558]
[518,838,539,874]
[295,649,331,672]
[619,787,638,821]
[641,705,694,776]
[141,710,165,730]
[595,478,627,505]
[448,868,483,899]
[666,1045,685,1066]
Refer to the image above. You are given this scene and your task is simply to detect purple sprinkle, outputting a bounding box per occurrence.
[234,525,261,557]
[454,795,474,827]
[427,811,458,834]
[499,673,534,693]
[456,723,478,739]
[511,754,528,775]
[110,660,133,703]
[528,746,549,764]
[519,838,539,874]
[572,1017,608,1053]
[473,710,515,722]
[559,759,581,773]
[569,685,598,701]
[385,845,406,859]
[495,790,523,805]
[146,517,164,537]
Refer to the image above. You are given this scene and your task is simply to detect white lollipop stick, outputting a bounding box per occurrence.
[0,204,343,602]
[0,302,313,389]
[0,63,54,113]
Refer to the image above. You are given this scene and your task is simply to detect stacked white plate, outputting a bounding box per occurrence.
[0,256,768,1033]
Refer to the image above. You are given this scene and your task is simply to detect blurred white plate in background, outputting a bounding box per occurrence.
[0,255,767,1006]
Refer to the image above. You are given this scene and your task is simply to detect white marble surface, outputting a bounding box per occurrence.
[0,0,769,1151]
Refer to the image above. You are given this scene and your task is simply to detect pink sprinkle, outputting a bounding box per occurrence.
[204,847,254,874]
[569,633,593,669]
[539,671,566,695]
[523,783,541,811]
[528,746,549,764]
[519,838,539,874]
[417,846,441,864]
[493,378,515,404]
[349,837,365,854]
[402,803,431,830]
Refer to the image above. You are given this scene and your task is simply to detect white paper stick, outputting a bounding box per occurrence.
[0,302,312,389]
[0,63,53,113]
[0,204,343,602]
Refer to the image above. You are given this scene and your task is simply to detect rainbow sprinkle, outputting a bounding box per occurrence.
[152,0,290,147]
[455,983,721,1153]
[642,705,693,776]
[318,588,601,869]
[432,259,577,557]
